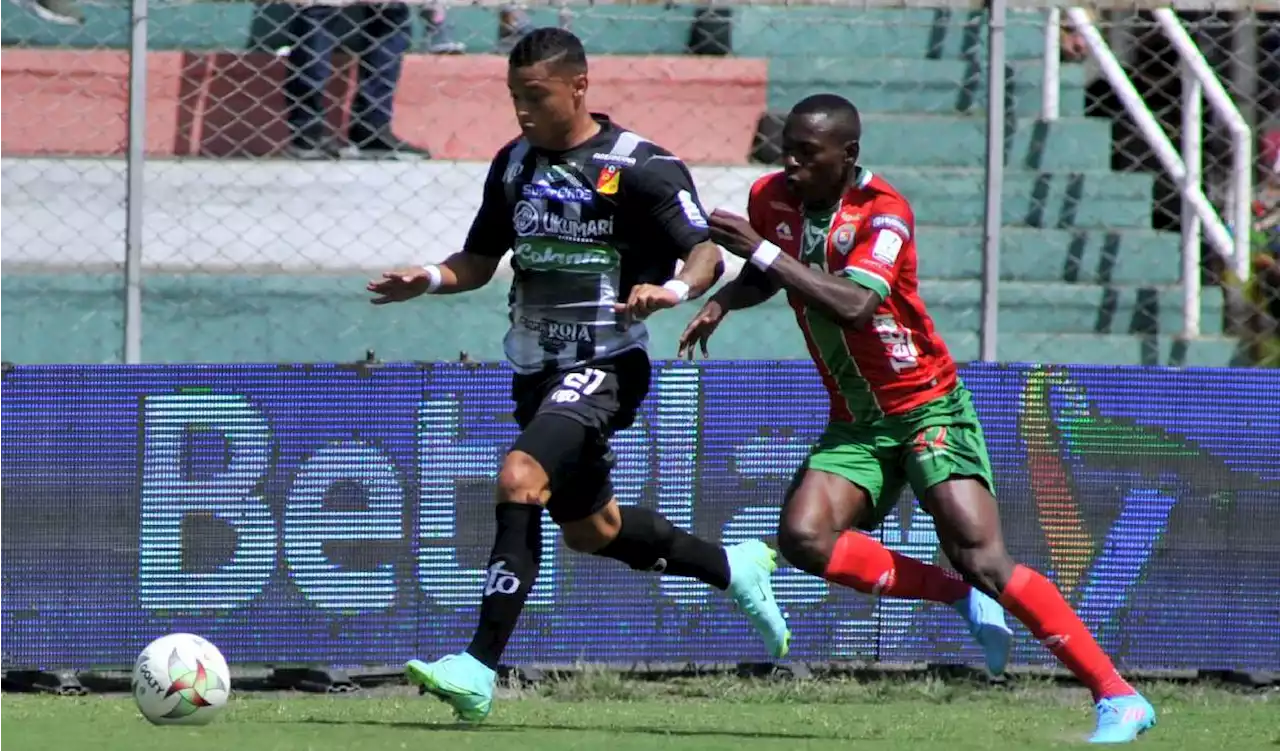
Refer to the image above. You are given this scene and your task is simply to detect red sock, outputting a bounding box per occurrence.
[999,564,1135,701]
[823,531,970,604]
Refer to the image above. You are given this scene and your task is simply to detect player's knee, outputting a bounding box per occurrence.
[948,544,1014,594]
[496,451,551,506]
[776,517,834,577]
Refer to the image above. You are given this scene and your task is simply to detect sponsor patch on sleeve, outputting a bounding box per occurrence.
[870,214,911,240]
[871,230,903,266]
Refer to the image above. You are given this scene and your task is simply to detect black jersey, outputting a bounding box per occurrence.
[463,114,712,374]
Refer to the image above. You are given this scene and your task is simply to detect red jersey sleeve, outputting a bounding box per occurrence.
[746,174,773,237]
[837,194,914,301]
[740,174,781,289]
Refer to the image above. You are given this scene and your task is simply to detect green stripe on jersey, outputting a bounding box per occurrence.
[799,206,882,422]
[803,308,884,423]
[840,267,891,299]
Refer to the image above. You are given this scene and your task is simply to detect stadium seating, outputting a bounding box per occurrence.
[0,3,1242,366]
[740,7,1235,366]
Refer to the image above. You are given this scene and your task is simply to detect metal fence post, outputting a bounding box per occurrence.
[980,0,1007,363]
[124,0,149,364]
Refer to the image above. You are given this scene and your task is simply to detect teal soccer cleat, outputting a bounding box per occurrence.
[725,540,791,659]
[405,653,496,723]
[1089,693,1157,744]
[953,588,1013,676]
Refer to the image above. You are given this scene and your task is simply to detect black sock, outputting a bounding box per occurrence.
[595,506,731,590]
[465,502,542,670]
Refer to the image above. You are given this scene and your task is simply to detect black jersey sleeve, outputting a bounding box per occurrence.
[462,148,517,258]
[624,149,712,258]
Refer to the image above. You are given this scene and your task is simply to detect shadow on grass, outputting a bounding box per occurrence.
[294,717,844,741]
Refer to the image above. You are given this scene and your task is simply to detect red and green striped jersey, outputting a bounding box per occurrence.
[747,169,958,423]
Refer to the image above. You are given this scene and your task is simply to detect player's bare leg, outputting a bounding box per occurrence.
[922,479,1157,744]
[777,468,1012,675]
[562,498,791,660]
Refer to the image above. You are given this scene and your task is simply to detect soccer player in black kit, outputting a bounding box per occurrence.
[367,27,790,722]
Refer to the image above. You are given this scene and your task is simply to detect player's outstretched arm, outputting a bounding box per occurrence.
[368,144,515,305]
[757,251,880,328]
[367,251,502,305]
[708,208,880,329]
[711,266,778,312]
[618,151,725,319]
[677,268,776,359]
[672,240,726,299]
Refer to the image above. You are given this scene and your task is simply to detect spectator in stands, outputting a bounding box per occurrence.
[281,0,431,159]
[422,0,466,54]
[498,3,535,54]
[16,0,82,26]
[1240,130,1280,367]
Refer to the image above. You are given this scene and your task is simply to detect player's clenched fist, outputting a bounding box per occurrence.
[708,209,765,258]
[677,299,726,360]
[614,283,681,321]
[367,267,432,305]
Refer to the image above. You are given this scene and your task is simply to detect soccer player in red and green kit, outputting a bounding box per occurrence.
[680,93,1157,744]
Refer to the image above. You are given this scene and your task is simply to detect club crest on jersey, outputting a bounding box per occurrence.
[775,222,793,241]
[596,165,622,195]
[832,223,858,256]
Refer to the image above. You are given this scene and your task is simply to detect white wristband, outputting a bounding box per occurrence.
[662,279,691,303]
[422,264,443,293]
[750,241,782,272]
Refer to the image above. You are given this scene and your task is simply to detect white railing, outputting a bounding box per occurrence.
[1041,7,1061,122]
[1152,8,1253,286]
[1064,7,1246,339]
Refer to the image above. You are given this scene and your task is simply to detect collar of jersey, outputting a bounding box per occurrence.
[529,113,618,157]
[801,167,875,219]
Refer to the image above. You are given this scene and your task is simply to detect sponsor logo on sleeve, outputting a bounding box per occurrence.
[870,214,911,240]
[871,230,903,265]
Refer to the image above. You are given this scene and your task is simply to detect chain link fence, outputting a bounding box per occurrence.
[1,0,1277,368]
[1055,6,1280,367]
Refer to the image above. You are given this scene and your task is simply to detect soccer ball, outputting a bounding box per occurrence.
[131,633,232,726]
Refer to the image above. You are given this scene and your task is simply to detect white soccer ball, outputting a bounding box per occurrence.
[131,633,232,726]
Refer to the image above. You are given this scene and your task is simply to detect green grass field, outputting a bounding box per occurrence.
[3,675,1276,750]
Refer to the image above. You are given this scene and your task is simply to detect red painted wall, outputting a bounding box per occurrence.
[1,50,766,164]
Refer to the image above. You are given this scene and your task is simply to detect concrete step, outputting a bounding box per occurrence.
[911,226,1182,285]
[918,280,1225,336]
[734,7,1054,60]
[892,168,1156,229]
[858,115,1113,171]
[1,2,1059,60]
[768,57,1086,117]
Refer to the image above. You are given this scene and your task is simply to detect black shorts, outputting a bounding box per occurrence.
[509,348,651,523]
